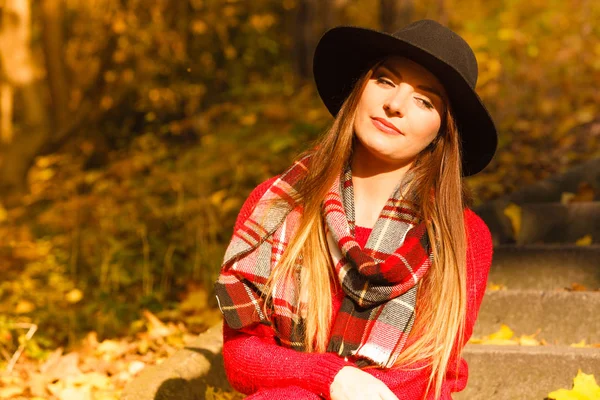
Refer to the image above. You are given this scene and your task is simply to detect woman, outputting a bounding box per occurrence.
[214,19,496,400]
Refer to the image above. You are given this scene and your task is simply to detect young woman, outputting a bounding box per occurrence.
[214,19,497,400]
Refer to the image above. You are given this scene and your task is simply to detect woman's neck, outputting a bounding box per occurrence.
[350,146,414,228]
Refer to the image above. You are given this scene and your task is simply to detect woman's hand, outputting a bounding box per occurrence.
[330,366,399,400]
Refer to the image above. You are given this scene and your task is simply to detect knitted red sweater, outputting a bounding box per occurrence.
[221,177,493,400]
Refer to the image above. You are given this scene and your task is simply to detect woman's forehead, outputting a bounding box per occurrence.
[377,56,446,97]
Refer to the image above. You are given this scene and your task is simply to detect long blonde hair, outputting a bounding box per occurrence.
[261,60,469,400]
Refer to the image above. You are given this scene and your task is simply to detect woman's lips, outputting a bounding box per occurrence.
[371,117,403,135]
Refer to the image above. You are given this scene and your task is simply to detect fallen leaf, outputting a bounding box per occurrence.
[15,300,36,314]
[576,235,593,246]
[569,283,588,291]
[572,182,595,202]
[0,385,25,398]
[518,333,541,346]
[561,192,576,204]
[69,372,112,390]
[571,339,587,348]
[43,352,82,381]
[488,282,507,291]
[488,324,514,341]
[143,309,173,339]
[128,360,145,376]
[57,386,91,400]
[548,369,600,399]
[96,340,126,361]
[503,203,522,239]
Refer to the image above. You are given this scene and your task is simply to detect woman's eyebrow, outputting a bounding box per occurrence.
[379,65,443,100]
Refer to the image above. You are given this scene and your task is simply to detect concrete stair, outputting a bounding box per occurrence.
[458,346,600,399]
[459,160,600,399]
[122,158,600,400]
[456,246,600,399]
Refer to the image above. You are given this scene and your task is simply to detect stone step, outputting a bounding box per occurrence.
[121,324,231,400]
[474,290,600,344]
[475,200,600,245]
[489,245,600,290]
[474,157,600,245]
[500,157,600,205]
[477,201,600,245]
[518,202,600,245]
[123,323,600,400]
[455,344,600,400]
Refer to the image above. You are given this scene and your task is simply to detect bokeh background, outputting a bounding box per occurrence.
[0,0,599,395]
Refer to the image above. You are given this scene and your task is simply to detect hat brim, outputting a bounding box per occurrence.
[313,26,497,176]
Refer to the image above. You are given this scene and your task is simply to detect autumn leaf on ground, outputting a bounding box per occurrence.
[561,192,576,204]
[488,282,507,291]
[142,309,174,339]
[573,182,596,202]
[571,339,589,348]
[517,329,542,346]
[469,324,516,345]
[568,283,588,292]
[548,369,600,399]
[575,235,593,246]
[503,203,522,240]
[469,325,543,346]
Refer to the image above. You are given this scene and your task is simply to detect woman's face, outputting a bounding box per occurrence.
[353,56,446,167]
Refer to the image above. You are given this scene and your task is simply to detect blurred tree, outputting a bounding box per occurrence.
[41,0,69,131]
[0,0,48,198]
[380,0,414,32]
[293,0,343,80]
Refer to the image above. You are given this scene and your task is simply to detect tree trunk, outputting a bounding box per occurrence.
[292,0,343,82]
[0,0,48,199]
[41,0,69,131]
[380,0,414,33]
[293,0,318,80]
[0,82,50,202]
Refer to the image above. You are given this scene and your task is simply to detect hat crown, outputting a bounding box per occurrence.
[390,19,478,88]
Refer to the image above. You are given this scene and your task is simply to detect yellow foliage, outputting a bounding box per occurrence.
[0,204,7,222]
[239,113,257,126]
[15,300,36,314]
[65,289,83,304]
[548,370,600,400]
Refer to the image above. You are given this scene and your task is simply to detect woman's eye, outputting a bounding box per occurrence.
[416,98,434,110]
[376,77,394,86]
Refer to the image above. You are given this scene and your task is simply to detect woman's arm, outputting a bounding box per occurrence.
[222,321,353,398]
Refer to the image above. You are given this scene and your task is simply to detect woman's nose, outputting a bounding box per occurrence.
[383,86,409,116]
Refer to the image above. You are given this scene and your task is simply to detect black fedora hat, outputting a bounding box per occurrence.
[313,19,497,176]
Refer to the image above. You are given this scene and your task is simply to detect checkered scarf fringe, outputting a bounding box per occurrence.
[214,157,433,368]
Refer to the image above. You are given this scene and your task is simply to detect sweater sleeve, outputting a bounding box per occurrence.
[222,322,353,398]
[362,209,493,399]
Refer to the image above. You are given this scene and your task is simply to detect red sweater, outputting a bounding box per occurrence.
[221,177,493,399]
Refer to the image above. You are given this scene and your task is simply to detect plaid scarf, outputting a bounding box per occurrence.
[214,157,433,368]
